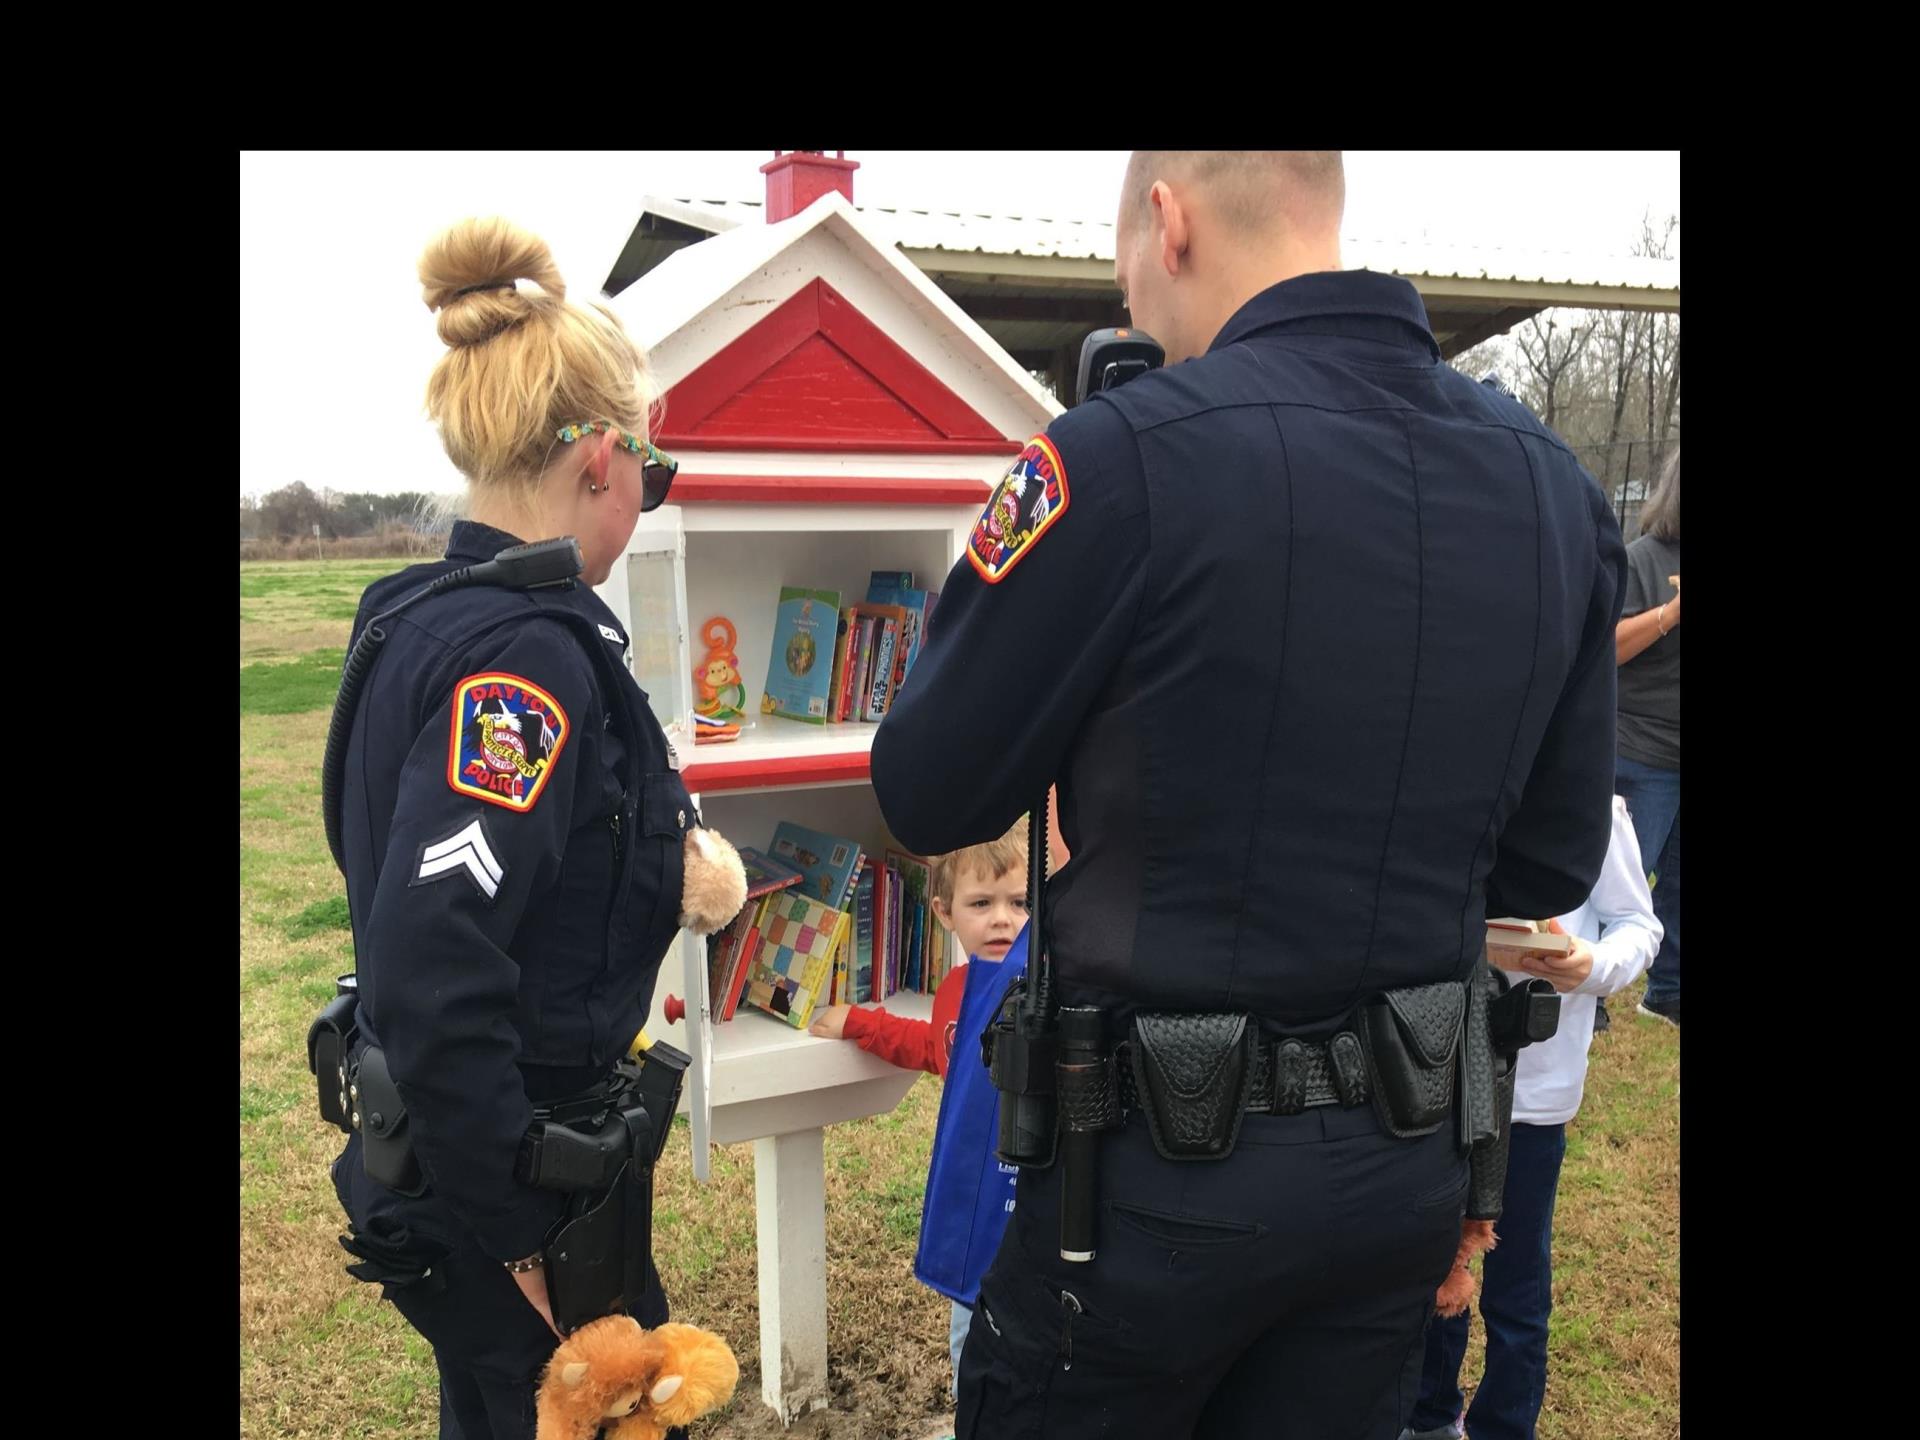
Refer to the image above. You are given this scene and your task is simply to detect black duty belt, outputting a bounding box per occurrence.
[530,1064,641,1128]
[1114,1027,1372,1116]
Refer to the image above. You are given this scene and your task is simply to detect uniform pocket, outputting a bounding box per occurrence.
[961,1240,1149,1439]
[1411,1150,1471,1213]
[960,1263,1069,1439]
[1109,1201,1266,1250]
[625,772,691,962]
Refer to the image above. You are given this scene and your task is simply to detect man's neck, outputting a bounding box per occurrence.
[1192,240,1343,358]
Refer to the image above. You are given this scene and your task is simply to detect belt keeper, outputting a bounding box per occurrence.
[1273,1039,1310,1116]
[1330,1031,1370,1107]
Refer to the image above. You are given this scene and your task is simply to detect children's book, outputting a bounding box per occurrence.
[761,586,841,724]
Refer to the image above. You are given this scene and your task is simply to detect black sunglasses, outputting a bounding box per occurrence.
[638,442,678,512]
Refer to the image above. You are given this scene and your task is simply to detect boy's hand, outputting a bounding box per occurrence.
[809,1005,854,1039]
[1510,917,1594,994]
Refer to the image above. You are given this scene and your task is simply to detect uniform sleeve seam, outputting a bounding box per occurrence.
[408,613,600,727]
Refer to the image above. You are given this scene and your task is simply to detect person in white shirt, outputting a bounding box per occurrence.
[1401,795,1663,1440]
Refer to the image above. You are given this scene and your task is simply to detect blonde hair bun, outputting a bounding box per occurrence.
[419,216,566,349]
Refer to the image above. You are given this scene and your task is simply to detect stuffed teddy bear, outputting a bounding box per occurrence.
[536,1315,740,1440]
[679,827,747,936]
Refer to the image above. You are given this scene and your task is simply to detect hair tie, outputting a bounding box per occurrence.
[455,281,513,297]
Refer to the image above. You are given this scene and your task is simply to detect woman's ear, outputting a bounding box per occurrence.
[584,426,616,490]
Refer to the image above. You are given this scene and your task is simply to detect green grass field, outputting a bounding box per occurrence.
[240,559,1678,1439]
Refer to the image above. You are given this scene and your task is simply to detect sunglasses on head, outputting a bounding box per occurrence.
[555,422,678,512]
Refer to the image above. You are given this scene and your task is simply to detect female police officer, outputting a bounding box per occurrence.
[325,217,695,1440]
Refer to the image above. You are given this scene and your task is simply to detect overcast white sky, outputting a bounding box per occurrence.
[240,150,1679,499]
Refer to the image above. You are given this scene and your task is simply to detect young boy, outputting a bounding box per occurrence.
[1401,794,1664,1440]
[808,819,1034,1393]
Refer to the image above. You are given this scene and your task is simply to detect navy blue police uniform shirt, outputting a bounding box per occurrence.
[340,519,694,1260]
[872,271,1627,1036]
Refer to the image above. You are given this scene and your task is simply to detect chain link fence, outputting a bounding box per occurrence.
[1569,437,1677,542]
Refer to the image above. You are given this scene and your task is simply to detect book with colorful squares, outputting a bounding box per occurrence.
[743,889,852,1030]
[709,827,958,1021]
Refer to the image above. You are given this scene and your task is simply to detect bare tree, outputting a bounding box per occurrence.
[1515,313,1597,432]
[1634,213,1682,476]
[1592,309,1649,489]
[1657,329,1680,447]
[1414,207,1678,508]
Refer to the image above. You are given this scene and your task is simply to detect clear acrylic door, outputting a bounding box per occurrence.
[599,511,714,1178]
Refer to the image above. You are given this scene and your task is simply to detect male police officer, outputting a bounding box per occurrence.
[870,152,1625,1438]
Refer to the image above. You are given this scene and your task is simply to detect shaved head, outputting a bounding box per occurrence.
[1121,151,1345,237]
[1112,150,1346,363]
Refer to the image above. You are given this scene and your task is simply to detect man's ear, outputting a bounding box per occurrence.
[1154,182,1188,278]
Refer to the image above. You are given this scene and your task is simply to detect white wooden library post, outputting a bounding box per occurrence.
[753,1127,831,1420]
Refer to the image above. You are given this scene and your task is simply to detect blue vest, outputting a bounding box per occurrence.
[912,923,1028,1305]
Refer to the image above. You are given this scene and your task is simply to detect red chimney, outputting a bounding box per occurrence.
[761,151,859,223]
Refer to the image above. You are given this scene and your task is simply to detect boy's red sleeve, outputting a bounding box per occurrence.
[842,1006,942,1075]
[842,964,973,1078]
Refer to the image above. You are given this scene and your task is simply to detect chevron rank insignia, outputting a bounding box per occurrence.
[447,672,569,812]
[412,817,506,905]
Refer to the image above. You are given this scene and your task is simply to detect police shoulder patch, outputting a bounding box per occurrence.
[447,672,570,812]
[968,436,1069,584]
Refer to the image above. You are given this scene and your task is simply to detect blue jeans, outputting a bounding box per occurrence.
[1409,1122,1567,1440]
[1613,755,1681,1006]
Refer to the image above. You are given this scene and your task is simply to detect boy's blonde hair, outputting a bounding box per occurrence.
[930,820,1029,905]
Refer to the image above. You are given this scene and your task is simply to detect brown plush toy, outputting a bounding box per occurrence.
[536,1315,740,1440]
[1434,1216,1499,1317]
[678,827,747,936]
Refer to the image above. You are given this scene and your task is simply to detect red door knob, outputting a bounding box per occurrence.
[664,994,686,1025]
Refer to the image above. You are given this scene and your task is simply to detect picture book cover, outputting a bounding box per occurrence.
[770,821,865,910]
[761,586,841,724]
[744,890,851,1030]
